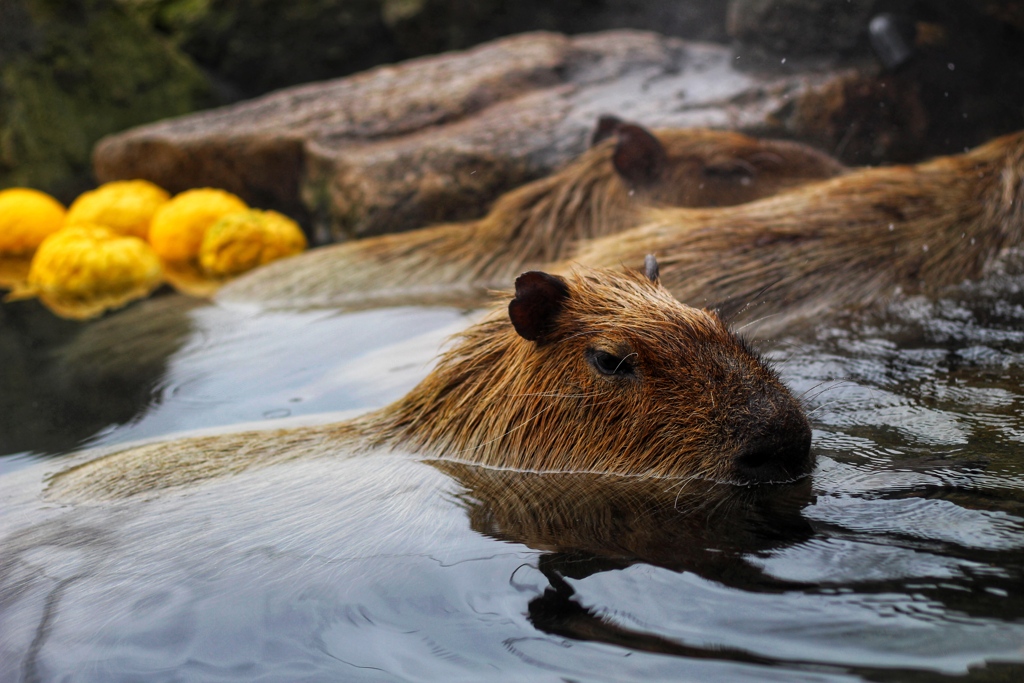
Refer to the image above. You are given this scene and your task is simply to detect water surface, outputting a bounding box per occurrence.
[1,281,1023,682]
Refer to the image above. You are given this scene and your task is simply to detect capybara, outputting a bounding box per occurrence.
[572,130,1024,333]
[215,118,845,308]
[48,263,813,502]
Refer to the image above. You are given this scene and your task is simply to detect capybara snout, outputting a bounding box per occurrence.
[638,317,813,485]
[730,387,813,484]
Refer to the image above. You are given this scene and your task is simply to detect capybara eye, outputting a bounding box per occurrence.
[588,349,635,377]
[703,160,756,181]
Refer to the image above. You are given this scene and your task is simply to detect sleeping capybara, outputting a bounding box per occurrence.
[572,130,1024,334]
[48,262,813,501]
[215,118,845,309]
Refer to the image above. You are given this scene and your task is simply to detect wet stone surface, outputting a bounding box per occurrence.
[94,30,882,243]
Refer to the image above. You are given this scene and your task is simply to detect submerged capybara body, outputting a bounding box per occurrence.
[573,130,1024,333]
[216,119,845,308]
[48,264,812,502]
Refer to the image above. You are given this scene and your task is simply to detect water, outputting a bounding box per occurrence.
[1,278,1023,682]
[0,295,471,467]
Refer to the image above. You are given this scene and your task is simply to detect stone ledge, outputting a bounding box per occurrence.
[94,30,908,241]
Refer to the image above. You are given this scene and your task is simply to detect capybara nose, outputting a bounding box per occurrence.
[732,408,813,484]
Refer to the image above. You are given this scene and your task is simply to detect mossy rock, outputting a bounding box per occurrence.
[120,0,396,97]
[117,1,727,97]
[0,0,213,201]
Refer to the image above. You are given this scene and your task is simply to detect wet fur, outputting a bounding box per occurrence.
[573,131,1024,331]
[216,129,844,307]
[48,267,811,502]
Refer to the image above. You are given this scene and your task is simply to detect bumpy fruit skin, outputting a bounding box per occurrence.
[148,188,248,262]
[199,209,307,277]
[24,224,163,319]
[66,180,171,239]
[0,188,67,255]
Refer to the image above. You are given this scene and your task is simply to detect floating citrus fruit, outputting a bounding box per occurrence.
[149,188,248,262]
[66,179,170,239]
[10,224,164,319]
[0,188,66,255]
[199,209,307,278]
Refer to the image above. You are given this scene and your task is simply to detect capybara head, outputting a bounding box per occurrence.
[593,115,846,209]
[372,262,813,484]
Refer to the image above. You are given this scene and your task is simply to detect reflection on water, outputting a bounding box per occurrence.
[0,293,472,466]
[0,300,98,459]
[2,275,1024,681]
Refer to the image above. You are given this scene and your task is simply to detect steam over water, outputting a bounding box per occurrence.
[2,277,1023,682]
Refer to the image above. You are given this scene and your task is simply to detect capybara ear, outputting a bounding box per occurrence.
[591,115,625,146]
[644,254,660,283]
[613,123,667,186]
[508,271,571,343]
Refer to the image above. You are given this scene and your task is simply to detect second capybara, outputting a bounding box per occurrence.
[48,262,813,502]
[572,130,1024,334]
[215,118,845,308]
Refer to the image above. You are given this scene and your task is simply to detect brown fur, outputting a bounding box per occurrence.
[216,128,844,307]
[573,131,1024,332]
[432,460,812,569]
[48,266,812,502]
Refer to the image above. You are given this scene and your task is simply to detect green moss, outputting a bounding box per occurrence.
[381,0,427,25]
[117,0,213,33]
[0,0,212,200]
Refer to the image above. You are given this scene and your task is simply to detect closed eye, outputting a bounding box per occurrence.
[703,159,756,180]
[588,349,637,377]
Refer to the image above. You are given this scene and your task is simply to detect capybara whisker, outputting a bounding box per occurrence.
[510,391,607,399]
[804,391,855,415]
[767,339,811,360]
[735,313,785,334]
[799,378,847,402]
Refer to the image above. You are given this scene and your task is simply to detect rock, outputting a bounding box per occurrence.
[100,30,897,241]
[0,0,213,201]
[102,22,1021,242]
[725,0,1024,164]
[726,0,880,59]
